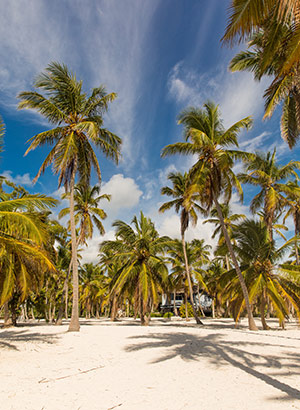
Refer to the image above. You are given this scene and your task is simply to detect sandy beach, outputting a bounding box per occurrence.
[0,318,299,410]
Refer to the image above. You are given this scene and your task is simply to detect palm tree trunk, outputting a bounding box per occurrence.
[4,302,12,326]
[181,234,203,325]
[68,168,80,332]
[56,261,72,325]
[212,297,215,318]
[197,286,205,317]
[173,291,178,316]
[260,289,270,330]
[110,293,118,321]
[184,291,188,320]
[212,193,258,331]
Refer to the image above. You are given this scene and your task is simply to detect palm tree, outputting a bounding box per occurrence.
[226,219,300,329]
[224,2,300,147]
[79,263,105,318]
[18,62,122,331]
[204,204,245,270]
[239,149,300,240]
[159,171,204,324]
[162,101,258,330]
[99,212,169,325]
[59,183,111,246]
[283,180,300,264]
[0,183,57,324]
[166,238,210,319]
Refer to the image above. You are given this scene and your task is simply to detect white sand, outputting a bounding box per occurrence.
[0,317,299,410]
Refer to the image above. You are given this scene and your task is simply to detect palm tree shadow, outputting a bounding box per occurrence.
[0,329,59,350]
[125,332,300,401]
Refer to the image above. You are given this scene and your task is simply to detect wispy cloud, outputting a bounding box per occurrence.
[0,0,160,167]
[168,62,269,127]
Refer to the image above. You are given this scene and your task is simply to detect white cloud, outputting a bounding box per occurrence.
[81,230,115,264]
[101,173,142,216]
[1,170,33,186]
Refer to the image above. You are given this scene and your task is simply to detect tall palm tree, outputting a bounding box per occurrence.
[224,2,300,147]
[159,171,204,324]
[239,149,300,240]
[18,62,122,331]
[100,212,169,325]
[162,101,258,330]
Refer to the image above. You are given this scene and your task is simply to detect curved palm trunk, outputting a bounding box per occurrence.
[213,193,258,331]
[181,234,203,325]
[68,170,80,332]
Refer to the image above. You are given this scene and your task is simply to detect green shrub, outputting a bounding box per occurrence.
[150,312,162,317]
[163,311,174,318]
[179,303,193,318]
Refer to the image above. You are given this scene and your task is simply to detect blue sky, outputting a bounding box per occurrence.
[0,1,299,261]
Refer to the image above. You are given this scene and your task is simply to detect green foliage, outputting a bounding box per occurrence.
[179,303,193,318]
[150,312,162,317]
[163,311,173,318]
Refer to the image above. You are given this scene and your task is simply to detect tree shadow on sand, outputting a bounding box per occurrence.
[0,329,60,350]
[125,332,300,401]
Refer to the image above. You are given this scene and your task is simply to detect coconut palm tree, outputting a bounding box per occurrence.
[161,101,258,330]
[18,62,121,331]
[166,238,210,319]
[225,219,300,329]
[159,171,205,324]
[0,183,57,324]
[222,0,299,68]
[100,212,169,325]
[204,204,245,270]
[283,180,300,264]
[79,263,106,318]
[239,149,300,240]
[225,2,300,147]
[59,183,111,246]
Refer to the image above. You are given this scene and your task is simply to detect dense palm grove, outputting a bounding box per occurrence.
[1,1,300,332]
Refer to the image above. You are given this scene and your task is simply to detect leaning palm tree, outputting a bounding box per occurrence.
[159,172,204,324]
[100,212,169,325]
[18,62,122,331]
[239,149,300,240]
[162,101,258,330]
[204,204,245,270]
[224,219,300,329]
